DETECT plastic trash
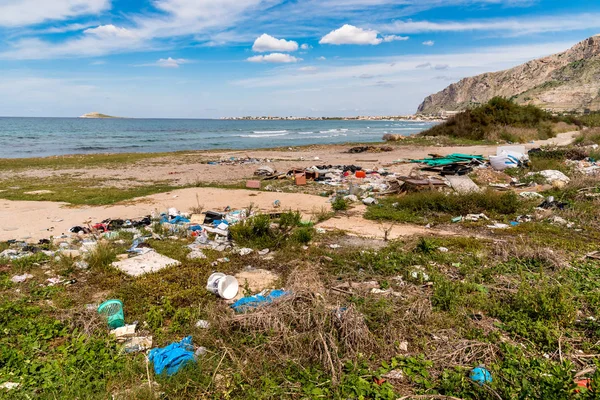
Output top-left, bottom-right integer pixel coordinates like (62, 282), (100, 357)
(470, 366), (492, 386)
(97, 299), (125, 329)
(148, 336), (196, 376)
(10, 273), (33, 283)
(537, 170), (570, 186)
(206, 273), (239, 300)
(231, 289), (289, 313)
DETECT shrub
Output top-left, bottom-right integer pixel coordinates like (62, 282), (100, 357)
(332, 196), (349, 211)
(421, 97), (557, 141)
(291, 227), (314, 244)
(85, 243), (116, 272)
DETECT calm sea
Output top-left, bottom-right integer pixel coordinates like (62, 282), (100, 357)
(0, 117), (437, 158)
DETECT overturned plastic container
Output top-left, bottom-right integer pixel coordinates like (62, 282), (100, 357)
(206, 273), (239, 300)
(97, 299), (125, 329)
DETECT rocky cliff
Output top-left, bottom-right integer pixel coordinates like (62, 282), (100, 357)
(418, 35), (600, 114)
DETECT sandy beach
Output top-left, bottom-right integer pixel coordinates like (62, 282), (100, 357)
(0, 131), (577, 242)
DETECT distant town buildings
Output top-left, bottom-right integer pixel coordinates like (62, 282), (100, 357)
(221, 114), (445, 121)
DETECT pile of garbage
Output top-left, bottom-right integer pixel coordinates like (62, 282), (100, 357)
(207, 156), (273, 166)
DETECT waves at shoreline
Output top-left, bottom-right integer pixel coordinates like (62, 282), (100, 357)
(0, 118), (438, 158)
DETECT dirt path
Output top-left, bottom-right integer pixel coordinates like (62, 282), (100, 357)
(316, 206), (455, 240)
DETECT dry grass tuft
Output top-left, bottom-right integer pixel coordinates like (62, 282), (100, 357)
(226, 267), (377, 383)
(57, 307), (105, 336)
(493, 239), (566, 270)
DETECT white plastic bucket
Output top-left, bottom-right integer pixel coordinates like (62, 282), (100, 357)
(206, 273), (239, 300)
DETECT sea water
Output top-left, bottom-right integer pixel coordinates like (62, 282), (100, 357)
(0, 117), (437, 158)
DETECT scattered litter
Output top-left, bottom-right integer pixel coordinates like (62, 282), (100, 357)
(195, 320), (210, 329)
(445, 174), (481, 193)
(111, 324), (137, 340)
(411, 153), (485, 167)
(382, 370), (404, 380)
(0, 382), (20, 390)
(97, 299), (125, 329)
(487, 223), (510, 229)
(46, 277), (64, 286)
(534, 170), (570, 186)
(206, 273), (239, 300)
(362, 197), (378, 205)
(490, 146), (528, 171)
(438, 247), (449, 253)
(254, 166), (275, 177)
(538, 196), (568, 210)
(148, 336), (196, 376)
(237, 248), (253, 256)
(520, 191), (544, 200)
(187, 250), (207, 260)
(258, 249), (270, 256)
(470, 366), (493, 386)
(329, 244), (341, 249)
(195, 347), (208, 357)
(231, 289), (289, 313)
(10, 273), (33, 283)
(123, 336), (153, 353)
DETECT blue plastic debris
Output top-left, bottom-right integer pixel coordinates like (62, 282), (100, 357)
(231, 290), (289, 313)
(159, 214), (191, 224)
(148, 336), (196, 376)
(470, 366), (492, 386)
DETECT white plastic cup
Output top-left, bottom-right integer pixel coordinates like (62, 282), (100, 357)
(206, 273), (239, 300)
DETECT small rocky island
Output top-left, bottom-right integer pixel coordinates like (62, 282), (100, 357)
(79, 112), (119, 119)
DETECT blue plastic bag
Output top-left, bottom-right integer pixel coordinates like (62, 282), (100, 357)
(148, 336), (195, 376)
(231, 290), (289, 313)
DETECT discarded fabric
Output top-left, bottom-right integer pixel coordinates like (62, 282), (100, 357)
(411, 153), (484, 167)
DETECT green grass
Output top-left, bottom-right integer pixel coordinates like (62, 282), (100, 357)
(365, 190), (522, 224)
(0, 176), (180, 205)
(0, 152), (177, 172)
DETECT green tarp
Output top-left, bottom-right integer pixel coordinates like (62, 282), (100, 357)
(410, 153), (485, 167)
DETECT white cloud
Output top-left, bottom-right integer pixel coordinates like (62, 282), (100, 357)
(84, 25), (139, 40)
(252, 33), (299, 52)
(381, 13), (600, 36)
(90, 60), (106, 65)
(299, 66), (318, 73)
(156, 57), (190, 68)
(40, 23), (96, 34)
(317, 56), (327, 61)
(300, 44), (312, 50)
(320, 24), (382, 45)
(383, 35), (409, 42)
(247, 53), (302, 63)
(422, 40), (435, 46)
(232, 40), (574, 89)
(0, 0), (267, 59)
(0, 0), (110, 27)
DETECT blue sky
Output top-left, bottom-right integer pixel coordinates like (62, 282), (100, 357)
(0, 0), (599, 118)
